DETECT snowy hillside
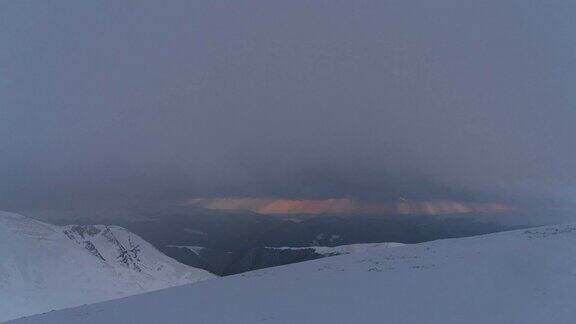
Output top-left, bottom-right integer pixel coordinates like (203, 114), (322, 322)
(0, 212), (215, 322)
(9, 223), (576, 324)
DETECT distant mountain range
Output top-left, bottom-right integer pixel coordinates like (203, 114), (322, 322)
(46, 208), (520, 275)
(164, 242), (405, 276)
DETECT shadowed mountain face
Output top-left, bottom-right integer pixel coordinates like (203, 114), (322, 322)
(49, 209), (523, 275)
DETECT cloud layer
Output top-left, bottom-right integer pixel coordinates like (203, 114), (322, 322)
(1, 0), (575, 213)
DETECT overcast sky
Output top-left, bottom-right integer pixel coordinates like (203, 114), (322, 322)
(1, 0), (575, 213)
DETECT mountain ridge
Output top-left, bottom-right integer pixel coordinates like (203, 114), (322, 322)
(0, 211), (215, 322)
(9, 222), (575, 324)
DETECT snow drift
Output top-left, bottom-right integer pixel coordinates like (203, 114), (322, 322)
(8, 223), (575, 324)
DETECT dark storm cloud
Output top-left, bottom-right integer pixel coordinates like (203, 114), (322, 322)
(1, 0), (575, 212)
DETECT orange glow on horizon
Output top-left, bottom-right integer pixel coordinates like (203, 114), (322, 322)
(184, 197), (511, 216)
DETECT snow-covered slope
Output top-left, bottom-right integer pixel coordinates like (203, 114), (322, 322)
(9, 223), (576, 324)
(267, 242), (405, 256)
(0, 212), (215, 322)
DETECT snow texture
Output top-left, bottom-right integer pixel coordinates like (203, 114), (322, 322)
(0, 212), (215, 322)
(8, 222), (576, 324)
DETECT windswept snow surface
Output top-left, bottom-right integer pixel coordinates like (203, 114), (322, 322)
(9, 223), (576, 324)
(0, 212), (214, 322)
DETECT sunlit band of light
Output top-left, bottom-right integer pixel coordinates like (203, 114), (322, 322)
(184, 198), (510, 215)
